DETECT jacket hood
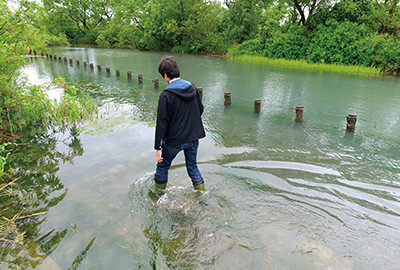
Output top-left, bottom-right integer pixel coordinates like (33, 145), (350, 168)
(165, 79), (197, 101)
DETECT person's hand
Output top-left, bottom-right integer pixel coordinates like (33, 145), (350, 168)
(156, 150), (163, 163)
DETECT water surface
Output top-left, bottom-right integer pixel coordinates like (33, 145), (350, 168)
(5, 47), (400, 269)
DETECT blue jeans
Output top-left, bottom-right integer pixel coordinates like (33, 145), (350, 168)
(155, 140), (203, 186)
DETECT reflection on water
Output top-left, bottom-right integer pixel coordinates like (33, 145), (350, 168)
(0, 130), (84, 269)
(3, 48), (399, 269)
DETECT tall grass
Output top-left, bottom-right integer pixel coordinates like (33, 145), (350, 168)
(229, 55), (383, 76)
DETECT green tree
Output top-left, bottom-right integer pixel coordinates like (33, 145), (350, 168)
(371, 0), (400, 35)
(43, 0), (115, 43)
(125, 0), (227, 52)
(265, 25), (308, 60)
(286, 0), (329, 25)
(222, 0), (262, 43)
(308, 20), (371, 64)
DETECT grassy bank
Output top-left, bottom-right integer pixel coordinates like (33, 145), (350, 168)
(229, 55), (383, 76)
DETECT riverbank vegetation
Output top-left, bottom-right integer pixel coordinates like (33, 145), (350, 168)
(1, 0), (96, 251)
(39, 0), (400, 74)
(230, 55), (382, 75)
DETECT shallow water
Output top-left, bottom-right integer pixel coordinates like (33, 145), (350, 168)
(4, 47), (400, 269)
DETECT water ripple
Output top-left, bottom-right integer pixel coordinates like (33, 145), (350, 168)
(224, 160), (341, 176)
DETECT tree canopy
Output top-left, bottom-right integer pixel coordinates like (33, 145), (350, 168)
(4, 0), (400, 71)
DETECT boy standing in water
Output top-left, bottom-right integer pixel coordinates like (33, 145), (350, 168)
(153, 56), (206, 192)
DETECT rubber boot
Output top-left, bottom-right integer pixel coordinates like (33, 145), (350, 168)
(193, 183), (205, 191)
(148, 182), (166, 204)
(150, 182), (166, 193)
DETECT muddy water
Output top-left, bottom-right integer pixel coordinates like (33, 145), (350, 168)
(8, 47), (400, 269)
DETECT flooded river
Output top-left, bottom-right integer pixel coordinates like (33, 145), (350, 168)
(4, 47), (400, 269)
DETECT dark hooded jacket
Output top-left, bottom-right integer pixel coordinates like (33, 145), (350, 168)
(154, 78), (205, 150)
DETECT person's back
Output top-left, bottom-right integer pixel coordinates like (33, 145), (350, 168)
(152, 56), (206, 192)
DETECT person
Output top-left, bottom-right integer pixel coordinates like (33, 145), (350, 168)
(152, 56), (206, 192)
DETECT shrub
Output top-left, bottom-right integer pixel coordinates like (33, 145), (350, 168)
(265, 26), (308, 60)
(308, 20), (371, 65)
(357, 33), (400, 73)
(234, 39), (263, 55)
(46, 33), (70, 46)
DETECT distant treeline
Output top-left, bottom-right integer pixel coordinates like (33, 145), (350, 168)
(8, 0), (400, 73)
(39, 0), (400, 73)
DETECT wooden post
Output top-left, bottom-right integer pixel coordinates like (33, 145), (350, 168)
(153, 79), (159, 88)
(106, 67), (110, 75)
(127, 71), (132, 80)
(83, 61), (87, 67)
(58, 56), (62, 62)
(49, 54), (53, 60)
(224, 93), (231, 106)
(76, 60), (80, 66)
(90, 63), (94, 70)
(116, 69), (120, 77)
(33, 50), (36, 55)
(295, 106), (304, 122)
(197, 87), (203, 100)
(53, 54), (56, 60)
(69, 58), (73, 65)
(41, 52), (44, 57)
(46, 52), (49, 58)
(138, 74), (143, 84)
(29, 48), (32, 55)
(64, 57), (68, 63)
(254, 99), (261, 113)
(346, 114), (357, 132)
(97, 64), (102, 71)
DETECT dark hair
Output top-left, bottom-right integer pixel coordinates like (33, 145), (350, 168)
(158, 56), (180, 79)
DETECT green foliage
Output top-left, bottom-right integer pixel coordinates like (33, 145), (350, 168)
(131, 0), (228, 52)
(42, 0), (114, 43)
(330, 0), (372, 24)
(96, 21), (137, 49)
(0, 2), (97, 139)
(3, 78), (97, 135)
(28, 0), (400, 73)
(285, 0), (331, 26)
(221, 0), (261, 43)
(308, 20), (371, 65)
(230, 39), (263, 56)
(0, 143), (14, 177)
(43, 0), (230, 52)
(264, 26), (308, 60)
(2, 0), (399, 75)
(45, 33), (70, 46)
(234, 25), (308, 61)
(357, 33), (400, 73)
(40, 10), (82, 41)
(370, 0), (400, 35)
(232, 2), (400, 75)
